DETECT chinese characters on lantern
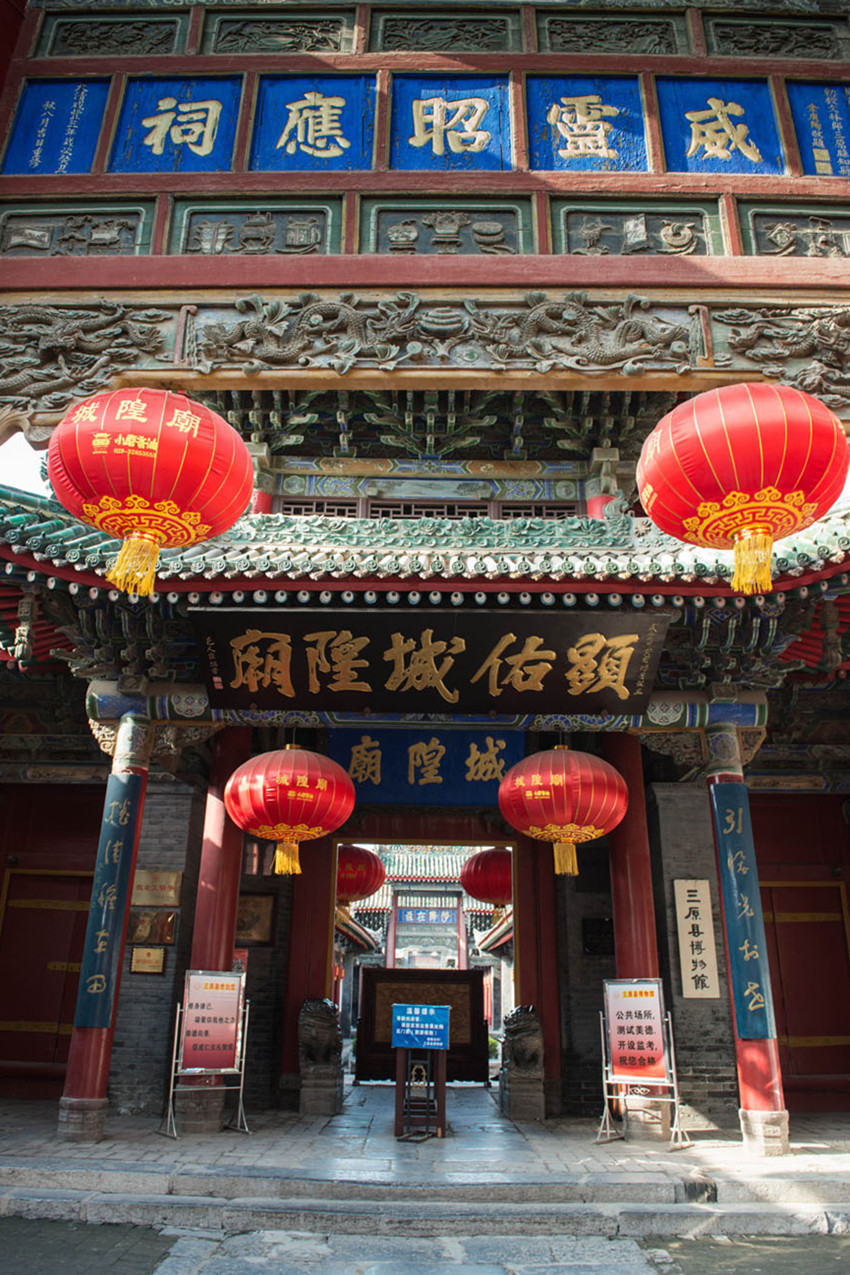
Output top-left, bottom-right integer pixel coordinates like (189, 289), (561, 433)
(673, 879), (720, 999)
(4, 71), (804, 177)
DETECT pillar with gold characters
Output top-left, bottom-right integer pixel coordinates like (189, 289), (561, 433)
(705, 721), (788, 1155)
(58, 712), (154, 1142)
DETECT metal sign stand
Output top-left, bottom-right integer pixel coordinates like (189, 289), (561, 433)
(161, 998), (252, 1138)
(596, 1010), (691, 1149)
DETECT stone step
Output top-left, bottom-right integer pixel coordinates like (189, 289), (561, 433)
(1, 1188), (850, 1237)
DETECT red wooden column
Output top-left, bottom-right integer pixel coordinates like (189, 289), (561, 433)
(513, 833), (562, 1115)
(58, 713), (154, 1142)
(190, 726), (252, 970)
(602, 732), (659, 979)
(385, 893), (398, 968)
(705, 722), (788, 1155)
(279, 836), (337, 1106)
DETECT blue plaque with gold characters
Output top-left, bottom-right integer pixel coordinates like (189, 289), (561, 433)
(390, 75), (511, 171)
(109, 77), (243, 173)
(2, 78), (110, 175)
(656, 77), (784, 175)
(250, 75), (377, 172)
(526, 75), (647, 172)
(786, 82), (850, 178)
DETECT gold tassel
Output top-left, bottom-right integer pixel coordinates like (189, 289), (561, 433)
(493, 905), (505, 925)
(732, 530), (773, 596)
(106, 535), (161, 597)
(337, 903), (351, 922)
(274, 841), (302, 875)
(553, 841), (578, 875)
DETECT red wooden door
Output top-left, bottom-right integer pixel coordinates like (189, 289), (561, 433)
(761, 881), (850, 1110)
(0, 870), (92, 1075)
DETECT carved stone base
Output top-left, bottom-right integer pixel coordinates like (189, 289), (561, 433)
(300, 1063), (344, 1116)
(499, 1066), (546, 1122)
(57, 1096), (109, 1142)
(173, 1086), (226, 1133)
(279, 1072), (300, 1110)
(623, 1095), (671, 1142)
(740, 1107), (789, 1156)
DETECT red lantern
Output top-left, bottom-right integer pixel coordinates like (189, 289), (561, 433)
(460, 848), (512, 924)
(498, 746), (628, 876)
(637, 382), (850, 595)
(337, 844), (386, 906)
(224, 747), (355, 875)
(47, 387), (254, 596)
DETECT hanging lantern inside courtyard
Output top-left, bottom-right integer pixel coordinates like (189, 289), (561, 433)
(636, 382), (850, 596)
(498, 746), (628, 876)
(460, 847), (513, 924)
(47, 387), (254, 596)
(336, 843), (386, 912)
(224, 747), (355, 875)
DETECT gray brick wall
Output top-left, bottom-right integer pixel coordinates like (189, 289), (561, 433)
(648, 783), (740, 1129)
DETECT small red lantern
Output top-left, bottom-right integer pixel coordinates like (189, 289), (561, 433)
(337, 844), (386, 907)
(637, 382), (850, 595)
(460, 848), (512, 924)
(224, 747), (355, 875)
(48, 387), (253, 596)
(498, 746), (628, 876)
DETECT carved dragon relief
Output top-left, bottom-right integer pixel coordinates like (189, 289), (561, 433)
(2, 293), (850, 418)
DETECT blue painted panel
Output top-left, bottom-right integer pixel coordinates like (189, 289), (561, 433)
(526, 75), (647, 172)
(787, 82), (850, 178)
(2, 79), (110, 175)
(392, 1004), (451, 1050)
(656, 77), (784, 175)
(390, 75), (511, 171)
(75, 772), (145, 1029)
(328, 727), (524, 806)
(109, 77), (242, 173)
(709, 782), (777, 1040)
(250, 76), (376, 171)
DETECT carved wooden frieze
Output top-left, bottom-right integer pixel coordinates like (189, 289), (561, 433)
(39, 14), (183, 56)
(369, 12), (519, 51)
(360, 200), (530, 255)
(551, 202), (722, 257)
(203, 11), (354, 54)
(739, 204), (850, 258)
(538, 15), (682, 55)
(170, 202), (339, 256)
(705, 18), (848, 60)
(0, 204), (152, 256)
(4, 292), (850, 414)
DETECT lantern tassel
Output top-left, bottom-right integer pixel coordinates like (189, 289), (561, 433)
(732, 530), (774, 596)
(107, 535), (161, 597)
(492, 904), (506, 926)
(274, 841), (302, 875)
(553, 841), (578, 876)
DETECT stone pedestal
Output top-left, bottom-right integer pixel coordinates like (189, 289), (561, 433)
(300, 1063), (344, 1115)
(499, 1065), (546, 1121)
(740, 1107), (789, 1156)
(174, 1086), (226, 1133)
(57, 1096), (109, 1143)
(623, 1095), (671, 1142)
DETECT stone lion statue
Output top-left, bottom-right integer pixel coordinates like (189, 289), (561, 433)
(298, 998), (343, 1068)
(502, 1005), (544, 1074)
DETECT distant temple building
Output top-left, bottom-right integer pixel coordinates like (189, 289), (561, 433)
(1, 0), (850, 1153)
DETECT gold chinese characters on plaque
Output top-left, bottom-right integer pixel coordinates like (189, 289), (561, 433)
(131, 870), (182, 907)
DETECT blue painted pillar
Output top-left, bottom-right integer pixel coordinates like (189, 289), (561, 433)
(705, 722), (788, 1154)
(58, 713), (154, 1142)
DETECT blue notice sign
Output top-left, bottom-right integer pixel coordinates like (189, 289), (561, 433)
(392, 1003), (451, 1050)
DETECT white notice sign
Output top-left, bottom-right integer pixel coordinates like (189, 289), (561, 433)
(674, 879), (720, 999)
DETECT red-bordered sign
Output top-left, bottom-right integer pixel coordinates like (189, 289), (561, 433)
(179, 970), (245, 1073)
(604, 978), (667, 1083)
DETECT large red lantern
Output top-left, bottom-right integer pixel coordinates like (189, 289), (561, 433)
(460, 848), (512, 923)
(637, 382), (849, 596)
(48, 387), (253, 596)
(336, 844), (386, 906)
(498, 746), (628, 876)
(224, 747), (355, 875)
